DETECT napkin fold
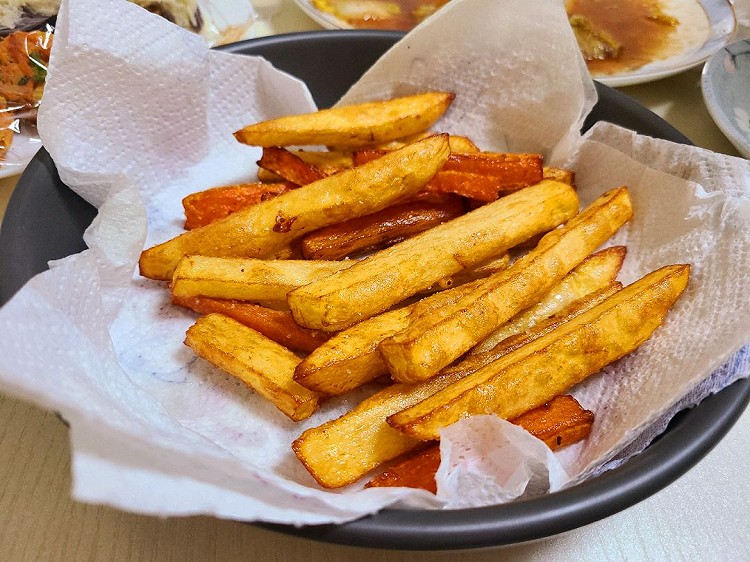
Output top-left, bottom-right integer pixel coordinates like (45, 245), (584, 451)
(0, 0), (748, 524)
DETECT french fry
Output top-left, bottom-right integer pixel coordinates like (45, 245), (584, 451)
(379, 187), (633, 384)
(445, 282), (622, 380)
(469, 246), (626, 355)
(139, 134), (451, 280)
(182, 182), (293, 229)
(234, 92), (455, 149)
(293, 278), (490, 396)
(293, 149), (354, 174)
(184, 314), (320, 421)
(257, 146), (326, 185)
(387, 264), (690, 441)
(293, 287), (610, 486)
(354, 150), (545, 202)
(300, 193), (466, 260)
(292, 371), (465, 488)
(543, 166), (575, 186)
(288, 179), (579, 331)
(171, 256), (352, 307)
(366, 395), (594, 492)
(173, 295), (329, 353)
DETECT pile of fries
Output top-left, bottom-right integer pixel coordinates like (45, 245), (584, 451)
(139, 92), (690, 492)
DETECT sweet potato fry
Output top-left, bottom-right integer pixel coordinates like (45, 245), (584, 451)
(379, 187), (633, 384)
(171, 256), (352, 307)
(354, 150), (544, 202)
(257, 146), (326, 185)
(366, 395), (594, 492)
(185, 314), (320, 421)
(387, 264), (690, 441)
(182, 182), (293, 229)
(288, 179), (579, 331)
(234, 92), (455, 149)
(139, 134), (450, 280)
(173, 295), (329, 354)
(469, 246), (626, 355)
(300, 193), (466, 260)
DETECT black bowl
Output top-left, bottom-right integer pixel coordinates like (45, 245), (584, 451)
(0, 30), (747, 551)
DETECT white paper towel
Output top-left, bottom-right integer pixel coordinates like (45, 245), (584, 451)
(0, 0), (748, 524)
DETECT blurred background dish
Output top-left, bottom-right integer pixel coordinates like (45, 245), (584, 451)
(293, 0), (737, 87)
(702, 38), (750, 158)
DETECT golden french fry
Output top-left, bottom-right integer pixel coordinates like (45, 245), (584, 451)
(171, 256), (352, 307)
(292, 284), (614, 487)
(139, 134), (451, 280)
(234, 92), (455, 149)
(288, 179), (579, 331)
(446, 282), (622, 380)
(543, 166), (575, 186)
(292, 149), (354, 174)
(387, 264), (690, 440)
(293, 278), (489, 396)
(470, 246), (626, 355)
(379, 187), (633, 384)
(292, 371), (464, 488)
(184, 314), (320, 421)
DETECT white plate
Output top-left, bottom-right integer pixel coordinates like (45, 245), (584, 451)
(0, 130), (43, 179)
(702, 38), (750, 158)
(293, 0), (737, 87)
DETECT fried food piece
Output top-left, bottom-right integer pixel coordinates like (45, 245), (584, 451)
(354, 150), (544, 202)
(387, 264), (690, 441)
(293, 278), (488, 396)
(293, 288), (609, 486)
(379, 187), (633, 383)
(543, 166), (575, 186)
(300, 192), (466, 260)
(470, 246), (626, 355)
(173, 295), (329, 354)
(447, 282), (622, 380)
(366, 395), (594, 492)
(139, 134), (450, 280)
(288, 179), (579, 331)
(171, 256), (352, 307)
(257, 146), (327, 185)
(293, 149), (354, 174)
(185, 314), (320, 421)
(182, 182), (293, 229)
(234, 92), (455, 149)
(292, 371), (464, 488)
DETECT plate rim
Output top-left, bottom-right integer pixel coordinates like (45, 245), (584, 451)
(1, 29), (748, 551)
(701, 38), (750, 159)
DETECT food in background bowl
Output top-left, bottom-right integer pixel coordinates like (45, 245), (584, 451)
(0, 29), (51, 162)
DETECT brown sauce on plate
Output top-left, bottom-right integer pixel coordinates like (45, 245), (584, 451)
(566, 0), (679, 75)
(311, 0), (449, 31)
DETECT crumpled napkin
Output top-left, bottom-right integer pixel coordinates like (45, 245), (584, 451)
(0, 0), (748, 524)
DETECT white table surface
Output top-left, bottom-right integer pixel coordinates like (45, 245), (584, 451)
(0, 2), (748, 560)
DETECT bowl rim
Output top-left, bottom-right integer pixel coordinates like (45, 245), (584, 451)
(1, 29), (748, 551)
